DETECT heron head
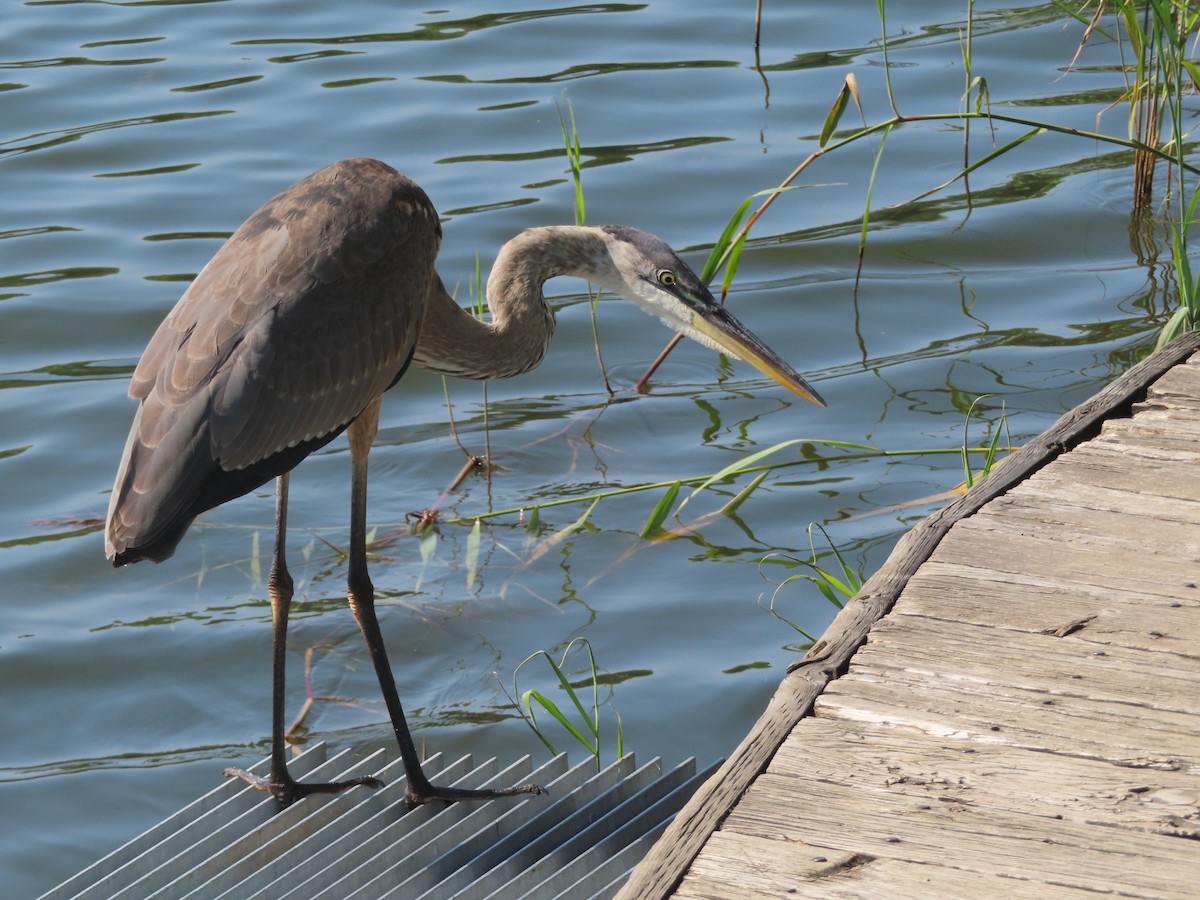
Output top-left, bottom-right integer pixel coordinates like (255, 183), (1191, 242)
(594, 226), (826, 407)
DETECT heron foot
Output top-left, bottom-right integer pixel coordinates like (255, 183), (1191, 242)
(224, 766), (384, 807)
(405, 779), (544, 808)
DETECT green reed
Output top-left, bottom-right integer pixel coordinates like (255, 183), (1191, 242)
(499, 637), (622, 771)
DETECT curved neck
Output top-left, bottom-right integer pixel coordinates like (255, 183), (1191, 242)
(412, 226), (614, 380)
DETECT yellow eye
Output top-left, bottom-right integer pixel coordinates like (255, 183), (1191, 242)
(658, 271), (677, 286)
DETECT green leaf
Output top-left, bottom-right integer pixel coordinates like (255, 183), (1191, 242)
(820, 78), (853, 148)
(557, 94), (585, 225)
(679, 438), (879, 515)
(465, 518), (482, 588)
(701, 196), (753, 285)
(719, 470), (769, 517)
(641, 481), (681, 538)
(1181, 59), (1200, 93)
(1158, 306), (1192, 347)
(249, 528), (261, 591)
(682, 439), (804, 507)
(720, 231), (747, 296)
(419, 527), (437, 565)
(521, 689), (596, 754)
(970, 75), (990, 114)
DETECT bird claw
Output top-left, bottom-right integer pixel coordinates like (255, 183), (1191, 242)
(224, 766), (384, 807)
(404, 779), (545, 808)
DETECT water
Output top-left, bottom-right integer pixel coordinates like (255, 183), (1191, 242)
(0, 1), (1171, 893)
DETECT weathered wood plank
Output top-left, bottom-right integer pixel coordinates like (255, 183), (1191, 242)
(672, 831), (1104, 899)
(721, 774), (1196, 898)
(769, 718), (1200, 835)
(898, 561), (1199, 654)
(851, 614), (1200, 717)
(1086, 429), (1200, 460)
(677, 838), (1113, 899)
(1124, 392), (1200, 421)
(1086, 435), (1200, 458)
(927, 519), (1200, 619)
(1147, 355), (1200, 393)
(973, 498), (1200, 561)
(1072, 419), (1200, 452)
(669, 832), (860, 900)
(617, 334), (1200, 900)
(1143, 366), (1200, 410)
(985, 478), (1200, 528)
(1131, 414), (1200, 436)
(816, 670), (1200, 768)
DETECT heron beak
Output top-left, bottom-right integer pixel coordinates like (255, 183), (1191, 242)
(685, 294), (827, 407)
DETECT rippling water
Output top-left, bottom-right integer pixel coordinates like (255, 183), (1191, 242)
(0, 1), (1170, 893)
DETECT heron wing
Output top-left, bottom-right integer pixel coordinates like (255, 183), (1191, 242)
(108, 160), (439, 561)
(133, 159), (438, 472)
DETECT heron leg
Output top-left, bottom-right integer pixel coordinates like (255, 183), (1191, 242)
(344, 399), (543, 807)
(225, 471), (384, 806)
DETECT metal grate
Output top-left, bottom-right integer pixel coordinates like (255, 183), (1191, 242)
(42, 745), (718, 899)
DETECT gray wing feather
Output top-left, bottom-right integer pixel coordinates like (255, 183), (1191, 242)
(134, 159), (436, 471)
(108, 159), (438, 560)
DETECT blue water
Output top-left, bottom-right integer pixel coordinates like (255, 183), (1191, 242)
(0, 1), (1172, 893)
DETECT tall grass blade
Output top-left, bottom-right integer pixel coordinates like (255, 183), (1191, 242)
(875, 0), (899, 115)
(557, 95), (614, 393)
(856, 122), (892, 276)
(719, 470), (770, 517)
(820, 75), (854, 148)
(525, 497), (599, 565)
(519, 689), (597, 755)
(248, 528), (261, 591)
(641, 481), (681, 538)
(509, 638), (608, 768)
(419, 527), (437, 564)
(700, 195), (755, 285)
(557, 95), (585, 227)
(678, 438), (877, 516)
(465, 518), (482, 588)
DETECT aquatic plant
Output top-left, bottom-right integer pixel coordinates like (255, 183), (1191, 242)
(761, 523), (864, 644)
(500, 637), (622, 772)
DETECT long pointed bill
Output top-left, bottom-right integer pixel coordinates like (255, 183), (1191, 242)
(689, 302), (826, 407)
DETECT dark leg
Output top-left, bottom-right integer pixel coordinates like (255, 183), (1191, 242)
(225, 471), (384, 805)
(344, 399), (542, 807)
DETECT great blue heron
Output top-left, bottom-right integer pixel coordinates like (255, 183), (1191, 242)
(105, 157), (825, 807)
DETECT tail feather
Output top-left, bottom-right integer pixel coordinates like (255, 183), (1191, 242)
(106, 397), (214, 565)
(106, 395), (350, 566)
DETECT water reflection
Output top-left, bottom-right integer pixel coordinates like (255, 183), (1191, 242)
(0, 266), (118, 293)
(235, 5), (649, 49)
(423, 60), (739, 85)
(95, 162), (200, 176)
(0, 110), (232, 157)
(172, 75), (263, 92)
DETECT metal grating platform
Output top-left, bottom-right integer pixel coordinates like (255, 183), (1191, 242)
(42, 745), (719, 899)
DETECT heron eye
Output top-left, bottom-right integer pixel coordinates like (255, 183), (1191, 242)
(658, 271), (677, 287)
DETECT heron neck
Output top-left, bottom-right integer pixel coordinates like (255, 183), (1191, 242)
(412, 226), (612, 380)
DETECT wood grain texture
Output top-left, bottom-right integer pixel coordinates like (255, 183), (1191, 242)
(672, 831), (1104, 900)
(723, 774), (1195, 897)
(677, 850), (1104, 900)
(769, 719), (1200, 834)
(618, 332), (1200, 899)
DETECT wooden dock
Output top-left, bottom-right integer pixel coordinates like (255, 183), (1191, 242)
(619, 332), (1200, 899)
